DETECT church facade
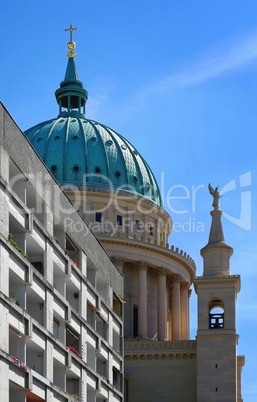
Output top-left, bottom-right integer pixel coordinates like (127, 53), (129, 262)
(0, 26), (244, 401)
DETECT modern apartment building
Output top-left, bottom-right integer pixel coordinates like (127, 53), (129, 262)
(0, 103), (124, 402)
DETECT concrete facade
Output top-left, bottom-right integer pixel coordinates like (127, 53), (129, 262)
(0, 103), (124, 402)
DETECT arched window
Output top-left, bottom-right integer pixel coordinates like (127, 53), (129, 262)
(209, 300), (224, 329)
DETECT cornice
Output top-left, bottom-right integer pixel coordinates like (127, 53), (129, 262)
(194, 274), (241, 293)
(125, 339), (196, 350)
(125, 339), (197, 361)
(99, 236), (196, 280)
(195, 274), (240, 280)
(125, 352), (196, 361)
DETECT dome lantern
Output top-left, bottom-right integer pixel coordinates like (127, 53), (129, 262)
(55, 23), (88, 117)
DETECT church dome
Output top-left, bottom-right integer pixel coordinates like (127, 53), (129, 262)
(25, 116), (162, 206)
(24, 27), (162, 207)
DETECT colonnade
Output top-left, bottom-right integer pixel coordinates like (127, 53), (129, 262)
(112, 257), (191, 341)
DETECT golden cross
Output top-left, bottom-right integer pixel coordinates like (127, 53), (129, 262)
(65, 23), (78, 42)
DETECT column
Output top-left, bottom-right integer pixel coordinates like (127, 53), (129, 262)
(188, 289), (192, 339)
(158, 268), (167, 340)
(137, 261), (148, 338)
(171, 274), (182, 340)
(180, 282), (190, 340)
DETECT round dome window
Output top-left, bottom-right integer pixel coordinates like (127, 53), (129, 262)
(51, 165), (58, 173)
(72, 165), (80, 173)
(95, 166), (102, 174)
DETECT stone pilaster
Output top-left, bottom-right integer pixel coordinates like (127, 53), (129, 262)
(137, 261), (148, 338)
(171, 274), (182, 340)
(158, 267), (167, 340)
(180, 281), (190, 340)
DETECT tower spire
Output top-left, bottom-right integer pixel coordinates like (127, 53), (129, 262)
(200, 184), (233, 277)
(55, 24), (88, 117)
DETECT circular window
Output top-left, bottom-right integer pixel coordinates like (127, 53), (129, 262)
(115, 171), (121, 178)
(72, 165), (80, 173)
(132, 175), (138, 183)
(121, 144), (127, 150)
(90, 137), (97, 142)
(72, 135), (79, 140)
(95, 166), (101, 174)
(51, 165), (57, 173)
(54, 135), (60, 140)
(106, 139), (113, 146)
(36, 137), (43, 142)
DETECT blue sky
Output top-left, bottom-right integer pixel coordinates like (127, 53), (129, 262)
(1, 1), (257, 399)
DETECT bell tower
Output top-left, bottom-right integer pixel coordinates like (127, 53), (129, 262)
(194, 184), (244, 401)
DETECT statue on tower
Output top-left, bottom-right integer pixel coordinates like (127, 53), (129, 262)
(208, 183), (221, 210)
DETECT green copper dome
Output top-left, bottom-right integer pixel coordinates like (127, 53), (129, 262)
(24, 25), (162, 207)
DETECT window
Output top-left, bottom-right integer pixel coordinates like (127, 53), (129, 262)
(113, 293), (123, 317)
(209, 301), (224, 329)
(134, 220), (140, 230)
(117, 215), (123, 226)
(87, 302), (95, 327)
(31, 261), (44, 275)
(94, 166), (101, 173)
(149, 225), (154, 236)
(133, 306), (138, 337)
(66, 326), (80, 356)
(95, 212), (102, 222)
(53, 317), (60, 339)
(113, 367), (122, 390)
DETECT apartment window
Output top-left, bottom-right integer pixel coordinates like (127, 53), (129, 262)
(53, 317), (60, 338)
(113, 293), (122, 317)
(66, 326), (80, 356)
(117, 215), (123, 226)
(113, 367), (122, 390)
(31, 261), (44, 275)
